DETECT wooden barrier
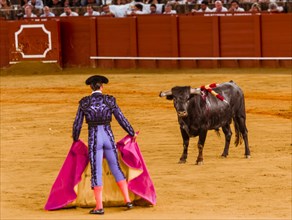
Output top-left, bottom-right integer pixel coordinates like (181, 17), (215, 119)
(136, 15), (179, 69)
(261, 13), (292, 68)
(4, 19), (61, 66)
(0, 20), (9, 67)
(178, 15), (219, 68)
(0, 13), (291, 69)
(96, 17), (137, 68)
(59, 16), (96, 67)
(219, 15), (261, 68)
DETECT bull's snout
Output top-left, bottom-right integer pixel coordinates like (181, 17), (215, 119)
(177, 111), (188, 117)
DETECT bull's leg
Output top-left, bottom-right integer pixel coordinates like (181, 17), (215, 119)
(237, 117), (251, 158)
(179, 128), (189, 164)
(221, 124), (232, 157)
(196, 131), (207, 165)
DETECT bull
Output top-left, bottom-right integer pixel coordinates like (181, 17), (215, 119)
(159, 81), (250, 165)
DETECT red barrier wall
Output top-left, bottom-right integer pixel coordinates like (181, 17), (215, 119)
(0, 20), (9, 68)
(178, 15), (219, 68)
(0, 14), (291, 69)
(219, 15), (261, 67)
(136, 15), (179, 68)
(59, 16), (96, 67)
(6, 20), (61, 65)
(96, 17), (137, 68)
(261, 14), (292, 67)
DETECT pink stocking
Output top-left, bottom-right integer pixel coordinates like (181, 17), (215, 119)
(93, 186), (103, 210)
(117, 179), (131, 203)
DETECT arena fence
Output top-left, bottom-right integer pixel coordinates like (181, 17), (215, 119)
(0, 13), (291, 69)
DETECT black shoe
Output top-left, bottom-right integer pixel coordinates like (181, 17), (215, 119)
(126, 202), (133, 209)
(89, 209), (104, 215)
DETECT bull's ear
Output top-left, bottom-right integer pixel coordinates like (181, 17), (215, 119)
(166, 95), (173, 100)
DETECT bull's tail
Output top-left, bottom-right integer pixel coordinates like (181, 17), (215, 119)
(233, 117), (243, 147)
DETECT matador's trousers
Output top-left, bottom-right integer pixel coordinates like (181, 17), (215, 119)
(88, 125), (125, 187)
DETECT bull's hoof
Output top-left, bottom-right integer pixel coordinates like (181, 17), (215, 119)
(221, 154), (228, 158)
(196, 161), (204, 165)
(178, 160), (186, 164)
(245, 155), (251, 159)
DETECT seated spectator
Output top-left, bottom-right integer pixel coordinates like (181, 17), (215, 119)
(127, 3), (145, 15)
(47, 0), (63, 8)
(268, 2), (283, 13)
(84, 4), (100, 16)
(0, 0), (11, 9)
(40, 6), (55, 16)
(211, 0), (227, 12)
(23, 5), (37, 17)
(29, 0), (43, 9)
(100, 4), (115, 16)
(192, 0), (212, 13)
(149, 3), (159, 14)
(249, 2), (261, 12)
(163, 4), (176, 14)
(228, 0), (244, 12)
(60, 6), (79, 16)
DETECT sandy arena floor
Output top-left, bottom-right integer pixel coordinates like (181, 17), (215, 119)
(0, 65), (291, 220)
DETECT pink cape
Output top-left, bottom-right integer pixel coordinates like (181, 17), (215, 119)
(44, 135), (156, 210)
(44, 140), (89, 210)
(117, 135), (157, 206)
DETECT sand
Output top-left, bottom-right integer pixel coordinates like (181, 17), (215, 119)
(0, 65), (291, 220)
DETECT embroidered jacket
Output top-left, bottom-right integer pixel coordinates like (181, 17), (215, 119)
(72, 93), (134, 141)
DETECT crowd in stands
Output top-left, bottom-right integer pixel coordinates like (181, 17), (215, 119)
(0, 0), (289, 19)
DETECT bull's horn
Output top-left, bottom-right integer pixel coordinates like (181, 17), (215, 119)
(190, 88), (201, 95)
(159, 90), (172, 97)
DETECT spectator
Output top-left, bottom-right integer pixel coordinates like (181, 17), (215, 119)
(149, 3), (159, 14)
(249, 2), (261, 12)
(0, 0), (11, 9)
(84, 4), (100, 15)
(228, 0), (244, 12)
(29, 0), (43, 9)
(60, 6), (79, 16)
(100, 4), (115, 16)
(211, 0), (227, 12)
(40, 5), (55, 16)
(127, 3), (145, 15)
(47, 0), (63, 8)
(268, 2), (283, 13)
(23, 5), (37, 17)
(192, 0), (212, 12)
(163, 4), (177, 14)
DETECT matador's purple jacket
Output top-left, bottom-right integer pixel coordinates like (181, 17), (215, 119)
(72, 92), (135, 142)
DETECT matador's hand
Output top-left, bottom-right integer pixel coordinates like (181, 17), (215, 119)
(132, 132), (138, 143)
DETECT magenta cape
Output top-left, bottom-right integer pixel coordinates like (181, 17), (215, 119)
(44, 140), (89, 210)
(117, 135), (157, 206)
(44, 135), (156, 210)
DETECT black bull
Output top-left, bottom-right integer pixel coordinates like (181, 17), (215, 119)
(159, 81), (250, 164)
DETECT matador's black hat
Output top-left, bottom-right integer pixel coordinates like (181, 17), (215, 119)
(85, 75), (109, 85)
